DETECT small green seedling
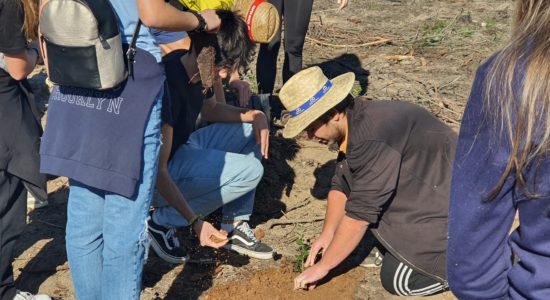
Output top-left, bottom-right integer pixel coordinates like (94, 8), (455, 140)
(294, 237), (310, 273)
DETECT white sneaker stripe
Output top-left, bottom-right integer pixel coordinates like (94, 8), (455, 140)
(231, 234), (256, 247)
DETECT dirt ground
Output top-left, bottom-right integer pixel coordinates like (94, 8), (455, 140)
(14, 0), (513, 299)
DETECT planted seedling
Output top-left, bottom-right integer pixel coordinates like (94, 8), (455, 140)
(294, 237), (310, 273)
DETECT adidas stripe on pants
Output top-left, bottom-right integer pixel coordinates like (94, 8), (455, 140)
(380, 251), (448, 296)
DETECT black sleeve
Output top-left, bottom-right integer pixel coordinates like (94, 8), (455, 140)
(330, 151), (350, 195)
(344, 141), (401, 224)
(0, 0), (28, 54)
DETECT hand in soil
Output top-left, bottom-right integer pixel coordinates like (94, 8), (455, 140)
(306, 232), (334, 267)
(294, 263), (330, 291)
(193, 220), (228, 248)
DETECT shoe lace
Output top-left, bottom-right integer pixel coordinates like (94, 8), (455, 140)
(166, 227), (180, 248)
(236, 222), (258, 242)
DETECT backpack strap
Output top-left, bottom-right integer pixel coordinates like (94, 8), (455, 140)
(126, 19), (142, 79)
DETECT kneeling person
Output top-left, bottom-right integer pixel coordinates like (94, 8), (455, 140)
(284, 67), (455, 296)
(148, 10), (273, 263)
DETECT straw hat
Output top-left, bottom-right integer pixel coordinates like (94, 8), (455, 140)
(279, 67), (355, 139)
(233, 0), (279, 43)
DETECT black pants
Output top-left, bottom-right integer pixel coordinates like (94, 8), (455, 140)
(0, 171), (27, 300)
(380, 251), (448, 296)
(256, 0), (314, 94)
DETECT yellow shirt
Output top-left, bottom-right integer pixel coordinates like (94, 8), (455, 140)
(339, 125), (349, 154)
(178, 0), (233, 11)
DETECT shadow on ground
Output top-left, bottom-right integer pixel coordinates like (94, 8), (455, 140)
(14, 187), (69, 298)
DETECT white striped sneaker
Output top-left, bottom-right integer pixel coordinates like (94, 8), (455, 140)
(223, 222), (273, 260)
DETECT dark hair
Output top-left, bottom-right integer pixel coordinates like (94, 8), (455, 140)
(188, 10), (255, 73)
(317, 94), (355, 124)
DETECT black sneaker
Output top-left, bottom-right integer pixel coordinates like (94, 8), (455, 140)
(223, 222), (273, 260)
(147, 217), (189, 264)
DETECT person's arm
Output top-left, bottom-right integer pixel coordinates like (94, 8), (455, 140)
(137, 0), (220, 32)
(296, 141), (400, 290)
(305, 190), (347, 267)
(3, 47), (39, 80)
(156, 124), (228, 248)
(201, 97), (269, 158)
(213, 76), (226, 104)
(447, 65), (516, 299)
(228, 70), (251, 107)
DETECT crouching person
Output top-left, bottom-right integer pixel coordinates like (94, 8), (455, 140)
(284, 67), (455, 296)
(147, 10), (274, 264)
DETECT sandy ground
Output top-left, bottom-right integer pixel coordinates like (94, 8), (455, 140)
(14, 0), (513, 299)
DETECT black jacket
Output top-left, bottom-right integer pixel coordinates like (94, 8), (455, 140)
(331, 99), (456, 282)
(0, 70), (46, 200)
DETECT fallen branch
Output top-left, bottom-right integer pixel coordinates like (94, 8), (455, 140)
(305, 37), (391, 48)
(265, 217), (325, 229)
(285, 199), (311, 214)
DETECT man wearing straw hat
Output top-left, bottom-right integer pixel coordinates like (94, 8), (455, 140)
(282, 67), (455, 296)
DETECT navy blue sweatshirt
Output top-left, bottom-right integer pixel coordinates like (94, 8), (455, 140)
(448, 57), (550, 299)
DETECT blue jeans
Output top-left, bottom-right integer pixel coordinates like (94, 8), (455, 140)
(65, 94), (162, 300)
(152, 123), (263, 227)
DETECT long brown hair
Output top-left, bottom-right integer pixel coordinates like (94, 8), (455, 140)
(484, 0), (550, 199)
(21, 0), (39, 40)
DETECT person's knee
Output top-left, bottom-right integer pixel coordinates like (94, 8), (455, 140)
(284, 37), (305, 57)
(243, 158), (264, 186)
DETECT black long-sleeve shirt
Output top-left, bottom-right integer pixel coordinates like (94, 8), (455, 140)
(332, 99), (456, 282)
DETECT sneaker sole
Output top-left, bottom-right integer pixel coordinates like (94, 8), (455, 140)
(223, 244), (273, 260)
(359, 262), (382, 268)
(148, 232), (188, 264)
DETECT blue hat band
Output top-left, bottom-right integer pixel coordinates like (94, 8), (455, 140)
(289, 80), (333, 118)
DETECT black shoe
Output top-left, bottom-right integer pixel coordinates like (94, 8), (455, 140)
(223, 222), (274, 260)
(147, 216), (188, 264)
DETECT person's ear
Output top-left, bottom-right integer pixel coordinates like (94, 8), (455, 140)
(330, 111), (341, 122)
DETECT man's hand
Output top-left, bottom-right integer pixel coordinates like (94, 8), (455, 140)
(252, 111), (269, 159)
(193, 220), (228, 248)
(201, 10), (221, 32)
(305, 231), (334, 267)
(229, 79), (252, 107)
(294, 263), (330, 291)
(337, 0), (349, 11)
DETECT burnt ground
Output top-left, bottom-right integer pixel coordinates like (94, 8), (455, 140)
(15, 0), (513, 299)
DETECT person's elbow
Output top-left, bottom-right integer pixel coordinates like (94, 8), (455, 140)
(137, 0), (163, 28)
(139, 12), (161, 28)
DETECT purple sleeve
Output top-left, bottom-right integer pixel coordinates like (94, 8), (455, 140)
(447, 63), (516, 299)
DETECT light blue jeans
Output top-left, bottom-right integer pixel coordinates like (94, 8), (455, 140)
(65, 94), (162, 300)
(152, 123), (263, 227)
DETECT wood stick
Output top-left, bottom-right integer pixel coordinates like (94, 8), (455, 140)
(265, 217), (325, 229)
(305, 37), (391, 48)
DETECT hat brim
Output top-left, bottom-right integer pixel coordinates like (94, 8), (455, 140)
(282, 72), (355, 139)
